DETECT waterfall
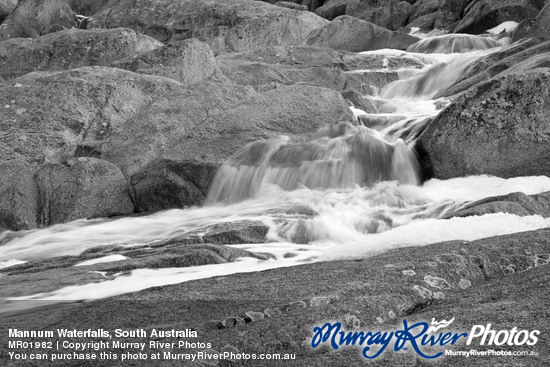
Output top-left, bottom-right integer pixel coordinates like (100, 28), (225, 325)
(3, 30), (550, 302)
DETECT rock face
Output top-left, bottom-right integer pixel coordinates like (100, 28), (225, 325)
(420, 69), (550, 179)
(445, 191), (550, 218)
(305, 15), (419, 52)
(0, 0), (17, 24)
(454, 0), (543, 34)
(315, 0), (349, 21)
(111, 38), (223, 85)
(0, 163), (39, 231)
(35, 157), (134, 226)
(0, 28), (163, 81)
(0, 67), (183, 167)
(513, 2), (550, 41)
(0, 0), (75, 39)
(90, 0), (328, 53)
(69, 0), (109, 16)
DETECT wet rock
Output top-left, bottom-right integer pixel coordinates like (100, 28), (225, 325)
(89, 0), (328, 54)
(445, 191), (550, 219)
(0, 28), (163, 81)
(35, 157), (134, 226)
(419, 69), (550, 179)
(454, 0), (543, 35)
(111, 38), (223, 85)
(342, 89), (379, 113)
(513, 2), (550, 41)
(152, 221), (271, 247)
(306, 15), (419, 52)
(131, 159), (218, 212)
(437, 38), (549, 98)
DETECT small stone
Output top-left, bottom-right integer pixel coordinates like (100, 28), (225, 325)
(10, 100), (15, 104)
(458, 279), (472, 290)
(433, 292), (445, 300)
(284, 300), (307, 311)
(264, 306), (282, 317)
(388, 310), (396, 319)
(14, 83), (23, 88)
(15, 108), (26, 116)
(222, 317), (245, 328)
(375, 317), (384, 324)
(384, 264), (395, 268)
(244, 311), (265, 323)
(402, 270), (416, 276)
(4, 105), (10, 108)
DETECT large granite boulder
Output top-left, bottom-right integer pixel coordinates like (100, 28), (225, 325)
(35, 157), (135, 226)
(0, 28), (163, 81)
(69, 0), (109, 16)
(345, 0), (414, 30)
(305, 15), (419, 52)
(0, 0), (16, 24)
(315, 0), (349, 21)
(419, 68), (550, 179)
(0, 0), (75, 39)
(0, 163), (39, 231)
(437, 38), (550, 97)
(513, 2), (550, 41)
(111, 38), (223, 85)
(89, 0), (328, 53)
(454, 0), (544, 34)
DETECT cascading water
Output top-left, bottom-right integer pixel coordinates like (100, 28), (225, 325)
(2, 31), (550, 302)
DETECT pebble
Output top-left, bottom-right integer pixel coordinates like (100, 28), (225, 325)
(222, 317), (245, 328)
(244, 311), (265, 323)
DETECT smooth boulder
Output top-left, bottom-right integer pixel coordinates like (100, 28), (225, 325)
(305, 15), (419, 52)
(0, 28), (163, 81)
(419, 68), (550, 179)
(454, 0), (543, 34)
(90, 0), (328, 53)
(513, 2), (550, 41)
(111, 38), (223, 85)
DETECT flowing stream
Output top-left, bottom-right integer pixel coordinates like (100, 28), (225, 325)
(2, 31), (550, 302)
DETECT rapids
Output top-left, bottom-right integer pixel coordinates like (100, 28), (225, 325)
(2, 30), (550, 302)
